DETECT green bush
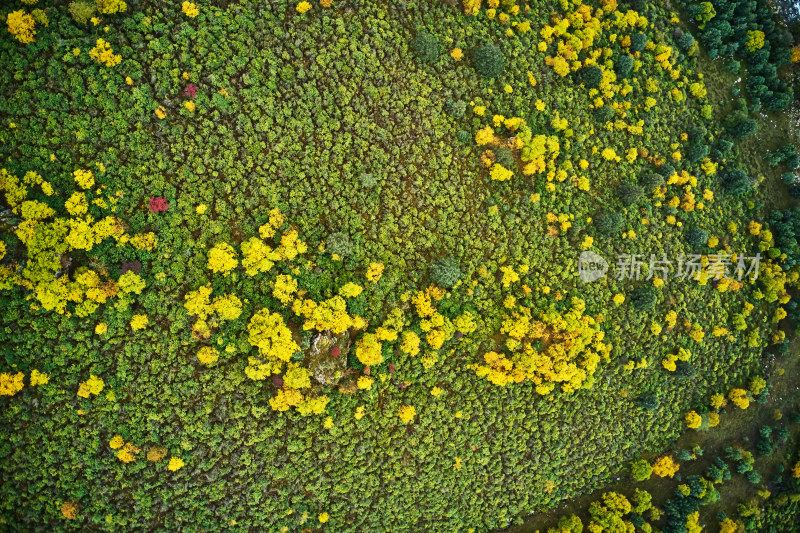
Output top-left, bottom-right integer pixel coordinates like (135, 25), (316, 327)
(359, 172), (378, 188)
(327, 231), (354, 257)
(656, 162), (675, 178)
(685, 226), (709, 248)
(594, 105), (614, 123)
(722, 168), (752, 195)
(637, 392), (660, 411)
(615, 55), (634, 78)
(594, 210), (624, 235)
(579, 65), (603, 88)
(630, 286), (656, 311)
(429, 257), (461, 288)
(640, 173), (664, 191)
(68, 1), (96, 25)
(617, 183), (643, 204)
(411, 30), (440, 63)
(675, 32), (695, 51)
(631, 459), (653, 481)
(472, 43), (504, 78)
(630, 32), (648, 52)
(446, 99), (466, 119)
(686, 143), (709, 163)
(495, 147), (515, 170)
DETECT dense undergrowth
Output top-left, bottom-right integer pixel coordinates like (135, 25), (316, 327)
(1, 0), (799, 531)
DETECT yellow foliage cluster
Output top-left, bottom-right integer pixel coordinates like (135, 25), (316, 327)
(662, 347), (691, 371)
(245, 309), (300, 378)
(366, 262), (384, 282)
(0, 371), (25, 396)
(96, 0), (127, 14)
(471, 298), (610, 394)
(30, 369), (49, 386)
(275, 228), (308, 260)
(89, 38), (122, 67)
(519, 129), (560, 176)
(292, 295), (358, 334)
(167, 456), (185, 471)
(7, 10), (36, 44)
(241, 237), (279, 275)
(0, 167), (149, 316)
(355, 333), (383, 366)
(283, 364), (312, 389)
(73, 169), (95, 189)
(130, 314), (148, 330)
(652, 455), (679, 478)
(77, 374), (104, 398)
(117, 442), (141, 463)
(338, 282), (363, 298)
(398, 404), (416, 424)
(273, 274), (298, 304)
(207, 242), (238, 274)
(269, 387), (329, 415)
(728, 388), (750, 409)
(685, 410), (702, 429)
(197, 346), (219, 365)
(182, 1), (199, 17)
(744, 30), (765, 51)
(489, 163), (514, 181)
(400, 330), (421, 356)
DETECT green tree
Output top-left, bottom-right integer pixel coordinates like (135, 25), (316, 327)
(472, 43), (504, 78)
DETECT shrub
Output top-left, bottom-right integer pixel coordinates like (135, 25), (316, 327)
(685, 226), (709, 248)
(359, 172), (378, 188)
(631, 459), (653, 481)
(579, 65), (603, 88)
(429, 257), (461, 288)
(494, 147), (514, 169)
(472, 43), (504, 78)
(630, 286), (656, 311)
(593, 105), (614, 123)
(728, 117), (758, 139)
(673, 361), (697, 380)
(411, 30), (440, 63)
(594, 210), (624, 235)
(676, 33), (696, 51)
(640, 173), (664, 191)
(615, 55), (634, 78)
(675, 449), (693, 461)
(617, 183), (643, 204)
(630, 32), (648, 52)
(637, 392), (660, 411)
(686, 142), (709, 163)
(68, 1), (96, 24)
(687, 125), (707, 140)
(445, 99), (466, 118)
(627, 0), (646, 11)
(656, 162), (675, 178)
(327, 232), (353, 257)
(721, 168), (752, 195)
(714, 139), (734, 159)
